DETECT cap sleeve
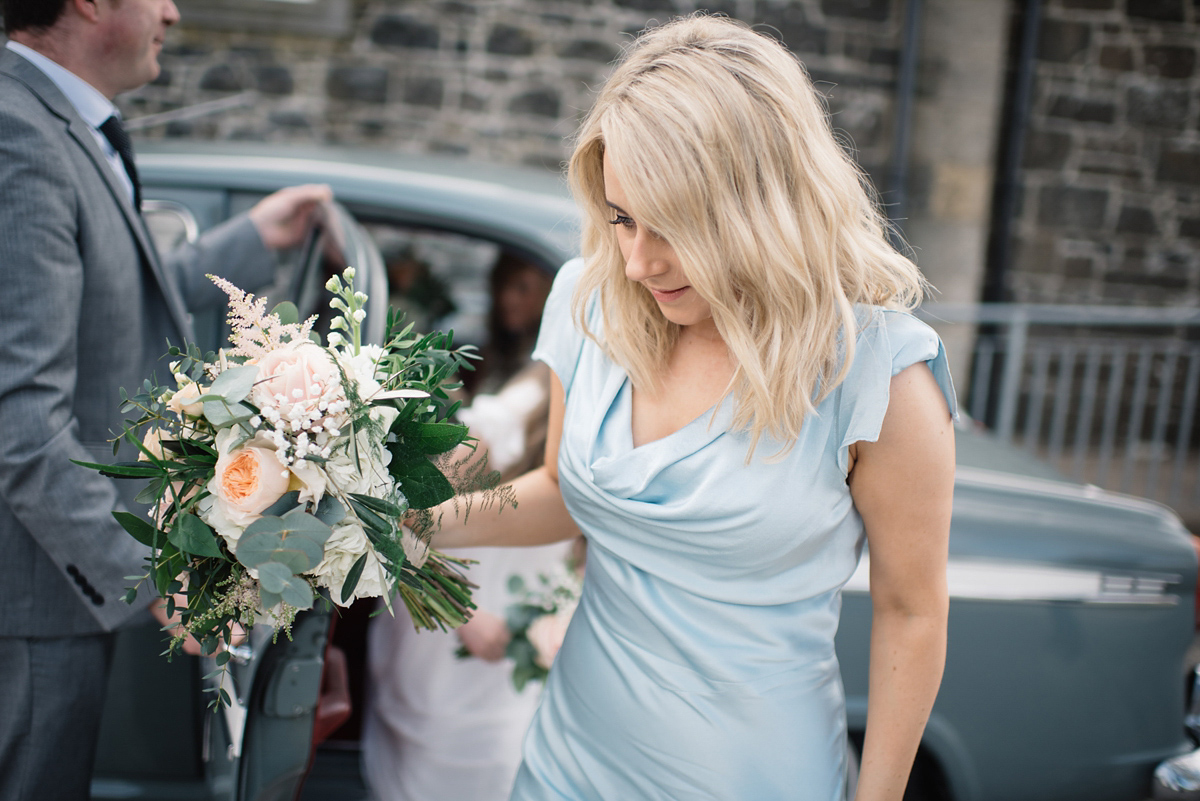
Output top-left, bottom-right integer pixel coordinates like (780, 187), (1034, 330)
(835, 307), (958, 475)
(532, 257), (588, 395)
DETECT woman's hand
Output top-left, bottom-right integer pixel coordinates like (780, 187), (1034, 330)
(457, 609), (512, 662)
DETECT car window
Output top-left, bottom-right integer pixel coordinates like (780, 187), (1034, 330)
(362, 222), (502, 348)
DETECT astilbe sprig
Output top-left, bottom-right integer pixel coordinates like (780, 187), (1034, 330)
(209, 274), (316, 360)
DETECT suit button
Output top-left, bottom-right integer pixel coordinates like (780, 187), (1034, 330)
(66, 564), (80, 577)
(90, 591), (106, 607)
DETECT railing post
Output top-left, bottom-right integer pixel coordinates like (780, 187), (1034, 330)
(996, 310), (1029, 443)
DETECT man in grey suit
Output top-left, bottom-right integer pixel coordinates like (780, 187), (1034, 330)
(0, 0), (333, 796)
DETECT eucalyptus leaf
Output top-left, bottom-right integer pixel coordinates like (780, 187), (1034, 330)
(259, 587), (284, 610)
(315, 495), (346, 526)
(271, 301), (300, 327)
(202, 399), (255, 428)
(235, 511), (331, 573)
(262, 491), (302, 518)
(257, 562), (314, 608)
(206, 364), (259, 404)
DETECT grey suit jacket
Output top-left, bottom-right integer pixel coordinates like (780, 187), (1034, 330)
(0, 48), (276, 636)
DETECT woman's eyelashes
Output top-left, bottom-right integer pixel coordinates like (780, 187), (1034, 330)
(609, 213), (635, 230)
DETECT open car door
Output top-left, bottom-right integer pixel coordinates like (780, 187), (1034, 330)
(92, 197), (382, 801)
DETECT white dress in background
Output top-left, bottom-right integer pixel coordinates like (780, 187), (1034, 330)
(362, 369), (572, 801)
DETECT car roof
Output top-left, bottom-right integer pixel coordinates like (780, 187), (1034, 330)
(137, 141), (582, 270)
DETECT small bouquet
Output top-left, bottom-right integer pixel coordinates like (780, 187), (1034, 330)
(78, 268), (508, 671)
(501, 563), (582, 691)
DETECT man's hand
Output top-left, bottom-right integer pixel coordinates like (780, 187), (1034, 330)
(457, 608), (512, 662)
(248, 184), (334, 250)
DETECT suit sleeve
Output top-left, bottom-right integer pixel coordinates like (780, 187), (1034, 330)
(163, 213), (276, 311)
(0, 103), (151, 631)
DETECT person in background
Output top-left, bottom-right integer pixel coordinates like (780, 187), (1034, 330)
(362, 250), (574, 801)
(0, 1), (331, 797)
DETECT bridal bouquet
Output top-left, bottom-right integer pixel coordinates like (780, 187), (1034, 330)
(77, 268), (505, 664)
(501, 562), (582, 691)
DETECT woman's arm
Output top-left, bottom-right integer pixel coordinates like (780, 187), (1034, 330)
(846, 362), (955, 801)
(433, 371), (580, 548)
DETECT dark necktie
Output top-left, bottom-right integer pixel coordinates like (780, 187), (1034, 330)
(98, 115), (141, 210)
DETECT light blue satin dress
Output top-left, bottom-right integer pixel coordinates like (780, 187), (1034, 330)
(513, 259), (956, 801)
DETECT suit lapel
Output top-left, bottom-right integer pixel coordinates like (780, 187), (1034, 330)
(0, 49), (195, 341)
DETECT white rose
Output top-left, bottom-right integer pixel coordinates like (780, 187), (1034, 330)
(167, 382), (204, 418)
(138, 427), (169, 461)
(310, 522), (387, 603)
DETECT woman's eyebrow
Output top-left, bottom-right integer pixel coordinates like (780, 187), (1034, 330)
(605, 201), (629, 215)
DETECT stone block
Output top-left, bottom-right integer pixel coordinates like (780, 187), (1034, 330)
(487, 24), (536, 56)
(820, 0), (891, 22)
(1023, 129), (1072, 169)
(1116, 205), (1159, 234)
(200, 64), (244, 93)
(559, 39), (618, 63)
(1144, 45), (1196, 78)
(326, 66), (388, 104)
(1063, 0), (1114, 8)
(1181, 217), (1200, 238)
(613, 0), (678, 13)
(1048, 95), (1116, 124)
(1126, 0), (1185, 22)
(405, 77), (444, 108)
(1038, 185), (1109, 228)
(509, 89), (561, 118)
(461, 93), (487, 112)
(1062, 257), (1095, 279)
(754, 2), (829, 55)
(1127, 85), (1191, 129)
(268, 111), (310, 129)
(371, 15), (440, 49)
(1099, 45), (1134, 71)
(1157, 147), (1200, 185)
(1037, 18), (1091, 64)
(255, 66), (293, 96)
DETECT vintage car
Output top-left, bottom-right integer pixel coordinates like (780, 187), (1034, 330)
(87, 143), (1200, 801)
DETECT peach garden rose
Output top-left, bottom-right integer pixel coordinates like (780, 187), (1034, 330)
(207, 430), (291, 531)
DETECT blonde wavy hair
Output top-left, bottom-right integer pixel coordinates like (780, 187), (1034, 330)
(568, 14), (927, 456)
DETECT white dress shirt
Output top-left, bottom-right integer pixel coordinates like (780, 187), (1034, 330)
(5, 40), (136, 206)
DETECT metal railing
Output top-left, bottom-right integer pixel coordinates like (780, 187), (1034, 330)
(918, 303), (1200, 525)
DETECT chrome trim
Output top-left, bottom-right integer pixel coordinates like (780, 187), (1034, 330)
(141, 199), (200, 244)
(844, 555), (1181, 606)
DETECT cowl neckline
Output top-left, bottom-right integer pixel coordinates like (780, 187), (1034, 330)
(587, 368), (736, 500)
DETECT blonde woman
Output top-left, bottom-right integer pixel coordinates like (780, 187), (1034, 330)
(433, 15), (956, 801)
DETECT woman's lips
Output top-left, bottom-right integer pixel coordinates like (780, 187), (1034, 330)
(648, 285), (689, 303)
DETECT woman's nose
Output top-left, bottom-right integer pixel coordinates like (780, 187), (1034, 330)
(623, 233), (668, 282)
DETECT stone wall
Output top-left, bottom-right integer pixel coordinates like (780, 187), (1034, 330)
(1008, 0), (1200, 305)
(124, 0), (911, 175)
